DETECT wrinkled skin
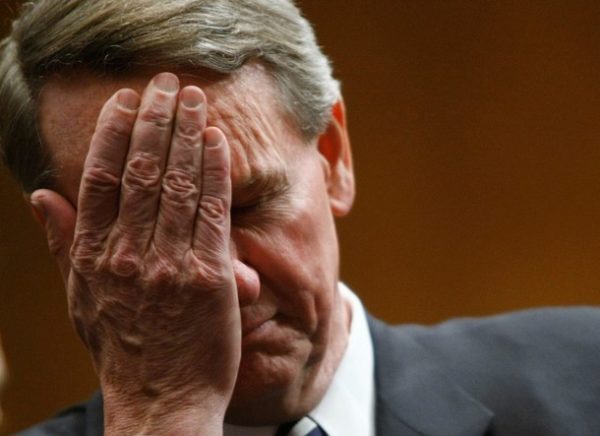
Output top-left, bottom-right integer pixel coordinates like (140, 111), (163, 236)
(30, 63), (355, 434)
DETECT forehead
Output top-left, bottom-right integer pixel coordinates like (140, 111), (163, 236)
(38, 63), (308, 202)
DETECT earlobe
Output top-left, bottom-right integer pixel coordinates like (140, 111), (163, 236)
(317, 99), (355, 217)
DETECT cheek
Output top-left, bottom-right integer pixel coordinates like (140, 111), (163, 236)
(238, 184), (340, 328)
(58, 153), (88, 205)
(269, 185), (338, 284)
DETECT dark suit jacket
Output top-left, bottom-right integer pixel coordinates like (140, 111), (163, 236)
(17, 307), (600, 435)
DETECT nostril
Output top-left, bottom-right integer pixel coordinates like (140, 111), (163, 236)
(233, 259), (260, 307)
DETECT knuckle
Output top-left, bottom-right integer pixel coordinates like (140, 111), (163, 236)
(204, 160), (230, 181)
(175, 120), (202, 142)
(99, 117), (132, 143)
(143, 258), (179, 288)
(199, 195), (228, 221)
(82, 166), (121, 194)
(162, 168), (198, 203)
(139, 101), (173, 129)
(70, 237), (101, 273)
(187, 262), (232, 290)
(123, 153), (161, 191)
(109, 252), (142, 278)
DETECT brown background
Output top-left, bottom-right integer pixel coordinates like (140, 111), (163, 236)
(2, 0), (600, 433)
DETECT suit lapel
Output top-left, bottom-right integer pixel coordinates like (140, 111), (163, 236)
(368, 316), (493, 436)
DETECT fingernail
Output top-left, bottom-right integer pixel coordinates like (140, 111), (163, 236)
(205, 129), (223, 148)
(154, 73), (179, 93)
(180, 87), (204, 109)
(117, 90), (140, 110)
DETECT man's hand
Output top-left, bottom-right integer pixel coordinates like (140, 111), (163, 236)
(30, 73), (240, 435)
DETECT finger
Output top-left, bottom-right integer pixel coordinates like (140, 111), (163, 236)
(30, 189), (77, 281)
(76, 89), (140, 237)
(113, 73), (179, 254)
(153, 86), (206, 256)
(192, 127), (232, 266)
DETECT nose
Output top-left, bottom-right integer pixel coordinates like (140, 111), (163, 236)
(233, 259), (260, 307)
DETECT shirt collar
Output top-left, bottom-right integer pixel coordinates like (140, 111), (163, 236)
(309, 282), (375, 436)
(224, 282), (375, 436)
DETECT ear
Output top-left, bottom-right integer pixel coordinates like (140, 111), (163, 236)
(25, 189), (77, 282)
(24, 192), (46, 227)
(317, 99), (355, 217)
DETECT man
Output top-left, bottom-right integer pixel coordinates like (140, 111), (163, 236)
(1, 1), (599, 435)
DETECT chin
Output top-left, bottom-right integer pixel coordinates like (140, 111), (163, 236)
(225, 350), (320, 425)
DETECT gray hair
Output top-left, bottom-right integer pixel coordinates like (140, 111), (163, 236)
(0, 0), (340, 192)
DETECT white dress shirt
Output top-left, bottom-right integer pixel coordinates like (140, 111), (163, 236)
(224, 283), (376, 436)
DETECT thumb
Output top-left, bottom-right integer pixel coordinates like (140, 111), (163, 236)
(29, 189), (77, 281)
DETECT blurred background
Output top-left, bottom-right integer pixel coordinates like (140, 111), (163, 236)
(2, 0), (600, 433)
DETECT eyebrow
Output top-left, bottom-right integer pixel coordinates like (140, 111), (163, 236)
(231, 169), (291, 206)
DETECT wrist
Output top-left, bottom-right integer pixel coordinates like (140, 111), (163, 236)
(102, 387), (226, 436)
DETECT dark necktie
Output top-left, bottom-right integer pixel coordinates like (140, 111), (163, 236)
(276, 416), (328, 436)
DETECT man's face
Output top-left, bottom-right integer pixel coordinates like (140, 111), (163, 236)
(38, 63), (354, 423)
